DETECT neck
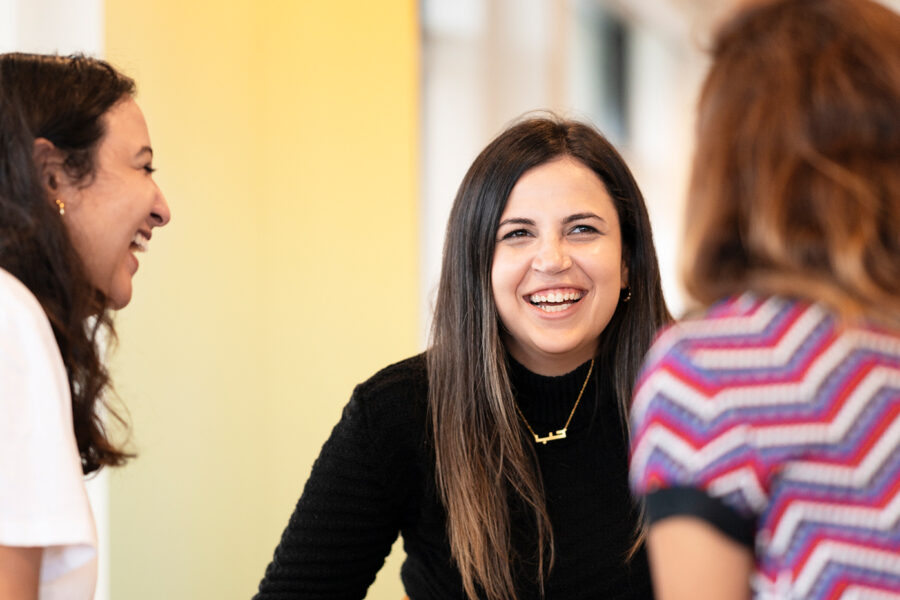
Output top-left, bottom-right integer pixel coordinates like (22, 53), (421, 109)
(503, 338), (597, 376)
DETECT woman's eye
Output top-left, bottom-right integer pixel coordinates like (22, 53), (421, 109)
(570, 224), (598, 235)
(143, 165), (157, 174)
(500, 229), (530, 240)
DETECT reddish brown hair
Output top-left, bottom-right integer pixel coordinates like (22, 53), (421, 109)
(683, 0), (900, 322)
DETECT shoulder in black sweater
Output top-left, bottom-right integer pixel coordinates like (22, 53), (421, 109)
(255, 354), (654, 600)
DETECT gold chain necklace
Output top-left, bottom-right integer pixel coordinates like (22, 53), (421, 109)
(513, 359), (594, 445)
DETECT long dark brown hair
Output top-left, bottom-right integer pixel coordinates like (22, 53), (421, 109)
(0, 53), (136, 473)
(683, 0), (900, 322)
(428, 116), (670, 599)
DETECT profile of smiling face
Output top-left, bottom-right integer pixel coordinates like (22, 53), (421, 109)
(50, 97), (170, 309)
(491, 156), (627, 376)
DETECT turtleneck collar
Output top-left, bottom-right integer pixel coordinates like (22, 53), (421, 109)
(507, 355), (598, 434)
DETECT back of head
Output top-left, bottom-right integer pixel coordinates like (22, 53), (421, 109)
(0, 53), (136, 473)
(683, 0), (900, 322)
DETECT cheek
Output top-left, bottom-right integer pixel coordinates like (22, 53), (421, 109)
(585, 243), (623, 283)
(490, 249), (521, 301)
(490, 250), (519, 327)
(64, 216), (104, 279)
(62, 201), (131, 298)
(588, 250), (616, 272)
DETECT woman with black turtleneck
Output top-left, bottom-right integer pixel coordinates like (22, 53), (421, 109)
(255, 116), (671, 600)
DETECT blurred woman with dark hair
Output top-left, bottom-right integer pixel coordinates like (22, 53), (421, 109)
(256, 116), (670, 599)
(0, 53), (170, 598)
(629, 0), (900, 598)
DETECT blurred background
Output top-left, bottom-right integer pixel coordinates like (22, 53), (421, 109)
(3, 0), (898, 598)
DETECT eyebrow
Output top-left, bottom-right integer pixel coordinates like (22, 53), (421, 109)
(564, 212), (605, 224)
(497, 213), (606, 228)
(497, 217), (535, 228)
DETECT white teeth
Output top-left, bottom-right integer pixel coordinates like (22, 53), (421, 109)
(529, 290), (583, 304)
(538, 303), (572, 313)
(131, 231), (149, 252)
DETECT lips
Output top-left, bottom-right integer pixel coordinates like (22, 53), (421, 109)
(526, 287), (585, 313)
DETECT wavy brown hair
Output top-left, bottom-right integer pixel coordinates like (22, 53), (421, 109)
(683, 0), (900, 322)
(0, 53), (136, 473)
(428, 116), (670, 600)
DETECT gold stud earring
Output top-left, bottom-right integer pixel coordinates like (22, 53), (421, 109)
(622, 287), (632, 303)
(55, 198), (65, 216)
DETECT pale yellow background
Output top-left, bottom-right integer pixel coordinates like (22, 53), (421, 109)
(104, 1), (419, 598)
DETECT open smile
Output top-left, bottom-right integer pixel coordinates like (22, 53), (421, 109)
(526, 287), (585, 313)
(130, 230), (150, 252)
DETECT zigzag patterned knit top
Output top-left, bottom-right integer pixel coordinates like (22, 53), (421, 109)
(629, 293), (900, 599)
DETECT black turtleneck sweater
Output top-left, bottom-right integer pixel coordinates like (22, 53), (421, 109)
(254, 354), (654, 599)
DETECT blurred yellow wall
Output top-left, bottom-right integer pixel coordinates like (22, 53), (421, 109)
(105, 1), (419, 597)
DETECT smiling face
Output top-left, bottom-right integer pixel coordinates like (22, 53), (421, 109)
(57, 98), (170, 309)
(491, 157), (627, 376)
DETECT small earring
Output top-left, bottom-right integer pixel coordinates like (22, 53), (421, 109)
(621, 287), (632, 303)
(55, 198), (65, 216)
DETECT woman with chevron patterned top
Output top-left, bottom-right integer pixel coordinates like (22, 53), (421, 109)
(628, 0), (900, 599)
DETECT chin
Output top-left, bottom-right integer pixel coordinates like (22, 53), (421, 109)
(108, 286), (133, 310)
(535, 337), (589, 355)
(539, 339), (598, 360)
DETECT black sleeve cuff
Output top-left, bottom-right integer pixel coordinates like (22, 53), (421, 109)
(645, 486), (756, 548)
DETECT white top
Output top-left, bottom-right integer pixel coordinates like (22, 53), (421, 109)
(0, 267), (97, 599)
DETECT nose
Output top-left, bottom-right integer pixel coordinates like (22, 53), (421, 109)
(150, 187), (171, 227)
(532, 236), (571, 274)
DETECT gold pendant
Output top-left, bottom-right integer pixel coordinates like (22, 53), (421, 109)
(533, 429), (567, 444)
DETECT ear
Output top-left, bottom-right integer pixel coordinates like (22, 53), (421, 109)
(621, 259), (630, 289)
(32, 138), (66, 198)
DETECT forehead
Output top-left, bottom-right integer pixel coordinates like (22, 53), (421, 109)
(97, 97), (151, 158)
(502, 157), (616, 217)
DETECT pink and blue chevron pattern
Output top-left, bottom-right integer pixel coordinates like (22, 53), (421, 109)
(630, 293), (900, 599)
